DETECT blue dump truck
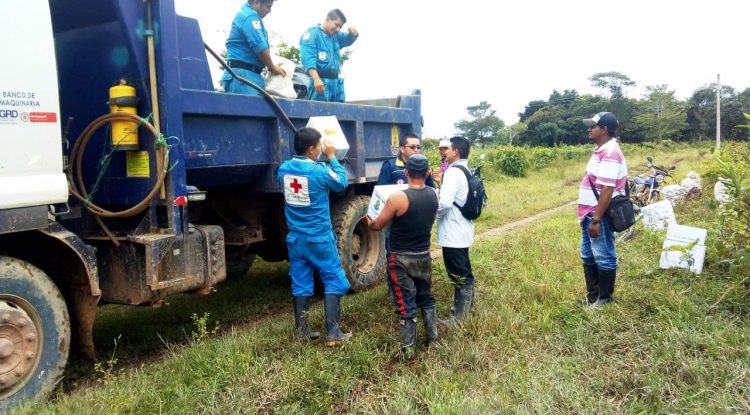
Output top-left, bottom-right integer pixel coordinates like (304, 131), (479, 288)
(0, 0), (422, 408)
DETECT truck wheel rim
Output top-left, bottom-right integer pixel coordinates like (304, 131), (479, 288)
(0, 296), (43, 399)
(352, 216), (379, 275)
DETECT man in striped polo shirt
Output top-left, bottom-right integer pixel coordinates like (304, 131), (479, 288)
(578, 112), (628, 306)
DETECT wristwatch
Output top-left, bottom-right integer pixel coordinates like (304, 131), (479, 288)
(591, 218), (601, 225)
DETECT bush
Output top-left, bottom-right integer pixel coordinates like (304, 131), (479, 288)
(703, 143), (750, 280)
(701, 143), (750, 184)
(557, 144), (590, 161)
(660, 139), (676, 150)
(496, 147), (530, 177)
(530, 147), (557, 169)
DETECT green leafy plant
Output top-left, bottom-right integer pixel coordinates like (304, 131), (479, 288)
(530, 147), (557, 169)
(708, 157), (750, 279)
(190, 312), (220, 343)
(733, 112), (750, 134)
(663, 238), (699, 269)
(496, 147), (530, 177)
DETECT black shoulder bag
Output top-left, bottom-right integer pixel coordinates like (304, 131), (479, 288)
(588, 176), (636, 232)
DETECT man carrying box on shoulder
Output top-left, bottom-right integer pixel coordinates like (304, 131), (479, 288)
(278, 127), (352, 346)
(368, 154), (439, 355)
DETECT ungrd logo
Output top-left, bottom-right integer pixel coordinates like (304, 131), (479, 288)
(0, 109), (19, 118)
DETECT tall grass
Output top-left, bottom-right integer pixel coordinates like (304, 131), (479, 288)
(16, 144), (743, 414)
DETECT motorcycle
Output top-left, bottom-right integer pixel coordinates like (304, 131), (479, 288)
(630, 156), (675, 206)
(616, 156), (675, 242)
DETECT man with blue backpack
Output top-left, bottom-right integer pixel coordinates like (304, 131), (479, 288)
(437, 136), (485, 324)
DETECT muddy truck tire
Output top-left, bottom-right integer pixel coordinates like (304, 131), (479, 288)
(0, 256), (70, 412)
(331, 196), (385, 291)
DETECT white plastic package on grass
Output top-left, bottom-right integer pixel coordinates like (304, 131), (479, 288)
(641, 200), (677, 231)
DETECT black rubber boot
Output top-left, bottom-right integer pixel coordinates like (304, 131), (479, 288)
(324, 294), (352, 346)
(421, 307), (438, 347)
(293, 296), (320, 341)
(469, 285), (476, 314)
(583, 264), (599, 304)
(455, 284), (473, 320)
(594, 269), (616, 306)
(441, 284), (473, 326)
(399, 318), (417, 356)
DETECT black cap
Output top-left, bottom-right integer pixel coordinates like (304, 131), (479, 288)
(405, 154), (429, 174)
(582, 112), (618, 132)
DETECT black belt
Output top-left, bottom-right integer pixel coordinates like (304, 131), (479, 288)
(317, 70), (339, 79)
(228, 60), (264, 74)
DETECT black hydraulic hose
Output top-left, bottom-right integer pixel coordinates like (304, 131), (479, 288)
(204, 43), (296, 132)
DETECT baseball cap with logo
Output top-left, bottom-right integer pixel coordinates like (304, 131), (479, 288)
(405, 154), (429, 174)
(582, 112), (618, 132)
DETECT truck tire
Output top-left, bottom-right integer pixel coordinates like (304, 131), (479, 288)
(331, 196), (385, 291)
(0, 256), (70, 411)
(226, 252), (256, 277)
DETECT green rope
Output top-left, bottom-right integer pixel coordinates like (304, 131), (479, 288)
(154, 133), (168, 149)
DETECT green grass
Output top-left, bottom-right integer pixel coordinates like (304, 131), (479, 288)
(17, 144), (747, 414)
(472, 145), (710, 234)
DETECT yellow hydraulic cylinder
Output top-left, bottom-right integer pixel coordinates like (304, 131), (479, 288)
(109, 80), (140, 150)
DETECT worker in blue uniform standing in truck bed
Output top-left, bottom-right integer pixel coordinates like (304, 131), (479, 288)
(222, 0), (286, 96)
(300, 9), (358, 102)
(277, 127), (352, 346)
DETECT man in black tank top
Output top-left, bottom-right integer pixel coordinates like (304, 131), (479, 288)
(368, 154), (439, 355)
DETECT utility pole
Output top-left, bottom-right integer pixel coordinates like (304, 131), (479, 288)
(716, 73), (721, 150)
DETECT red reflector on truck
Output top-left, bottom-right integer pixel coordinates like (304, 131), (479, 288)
(173, 196), (188, 206)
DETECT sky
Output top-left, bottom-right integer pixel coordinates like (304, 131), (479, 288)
(175, 0), (750, 139)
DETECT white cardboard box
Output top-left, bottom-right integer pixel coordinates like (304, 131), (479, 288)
(367, 184), (408, 219)
(306, 116), (350, 160)
(659, 223), (707, 274)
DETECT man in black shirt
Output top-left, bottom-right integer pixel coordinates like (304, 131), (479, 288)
(368, 154), (439, 355)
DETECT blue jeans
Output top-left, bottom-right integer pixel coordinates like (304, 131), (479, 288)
(580, 214), (617, 271)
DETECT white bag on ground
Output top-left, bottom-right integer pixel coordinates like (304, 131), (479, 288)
(641, 200), (677, 231)
(263, 55), (296, 99)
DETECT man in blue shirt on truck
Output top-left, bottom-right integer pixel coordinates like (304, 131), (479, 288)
(277, 127), (352, 346)
(222, 0), (286, 96)
(300, 9), (358, 102)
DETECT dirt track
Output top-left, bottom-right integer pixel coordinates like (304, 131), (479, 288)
(430, 201), (576, 259)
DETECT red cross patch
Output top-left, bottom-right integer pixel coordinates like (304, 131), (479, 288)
(283, 175), (310, 206)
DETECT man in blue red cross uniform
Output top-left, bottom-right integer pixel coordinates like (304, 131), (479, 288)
(300, 9), (358, 102)
(277, 127), (352, 346)
(221, 0), (286, 96)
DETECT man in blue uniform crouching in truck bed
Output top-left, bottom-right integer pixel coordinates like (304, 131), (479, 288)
(277, 127), (352, 346)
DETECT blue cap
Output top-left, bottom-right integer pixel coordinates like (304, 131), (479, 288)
(405, 154), (429, 174)
(583, 112), (618, 132)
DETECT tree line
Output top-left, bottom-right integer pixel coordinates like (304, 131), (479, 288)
(453, 72), (750, 147)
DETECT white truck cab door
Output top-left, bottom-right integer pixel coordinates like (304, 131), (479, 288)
(0, 0), (68, 210)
